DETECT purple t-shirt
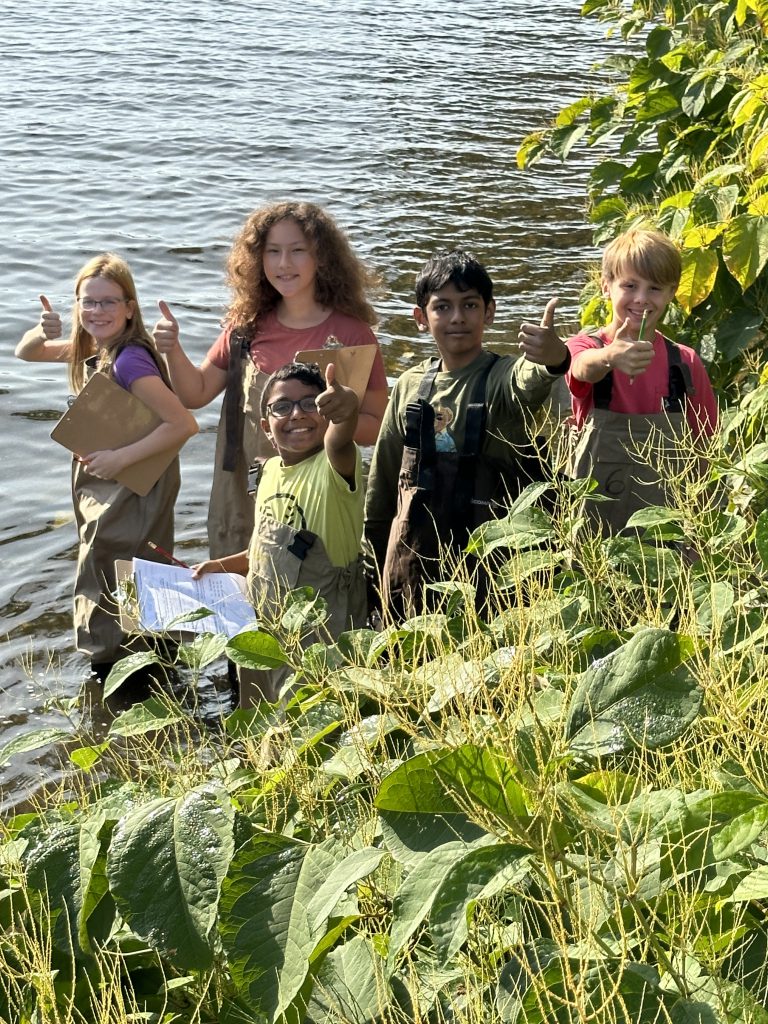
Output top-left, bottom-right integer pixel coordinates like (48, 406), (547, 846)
(113, 346), (162, 391)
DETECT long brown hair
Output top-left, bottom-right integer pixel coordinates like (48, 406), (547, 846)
(68, 253), (169, 393)
(225, 201), (379, 330)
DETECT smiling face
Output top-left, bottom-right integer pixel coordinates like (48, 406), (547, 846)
(77, 275), (135, 349)
(260, 378), (326, 466)
(603, 264), (676, 342)
(414, 283), (495, 371)
(262, 217), (318, 304)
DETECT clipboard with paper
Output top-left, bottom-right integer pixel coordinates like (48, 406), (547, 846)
(50, 372), (179, 496)
(295, 340), (378, 401)
(115, 558), (256, 638)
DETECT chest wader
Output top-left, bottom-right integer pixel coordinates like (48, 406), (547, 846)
(72, 364), (180, 665)
(207, 328), (274, 559)
(568, 337), (693, 534)
(382, 357), (505, 618)
(242, 519), (367, 706)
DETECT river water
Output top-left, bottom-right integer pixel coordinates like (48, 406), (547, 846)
(1, 0), (610, 810)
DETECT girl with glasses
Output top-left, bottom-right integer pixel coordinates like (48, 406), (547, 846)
(15, 253), (198, 681)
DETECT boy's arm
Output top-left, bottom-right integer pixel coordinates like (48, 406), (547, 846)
(570, 319), (654, 383)
(317, 362), (359, 482)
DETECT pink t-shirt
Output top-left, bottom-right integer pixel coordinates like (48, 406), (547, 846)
(565, 329), (718, 435)
(206, 309), (387, 390)
(113, 345), (162, 391)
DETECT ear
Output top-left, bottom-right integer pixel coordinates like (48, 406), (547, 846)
(260, 417), (274, 442)
(600, 276), (611, 297)
(484, 299), (496, 326)
(125, 299), (136, 322)
(413, 305), (429, 333)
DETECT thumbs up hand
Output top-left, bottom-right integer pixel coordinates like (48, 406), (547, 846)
(153, 300), (180, 354)
(316, 362), (358, 424)
(517, 297), (569, 369)
(38, 294), (62, 340)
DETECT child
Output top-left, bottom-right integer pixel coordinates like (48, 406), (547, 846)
(564, 228), (717, 533)
(192, 360), (367, 705)
(364, 249), (571, 618)
(15, 254), (198, 679)
(152, 200), (388, 558)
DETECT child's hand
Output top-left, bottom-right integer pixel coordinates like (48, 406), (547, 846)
(38, 295), (62, 340)
(608, 318), (655, 377)
(518, 297), (569, 367)
(191, 560), (216, 579)
(153, 301), (181, 355)
(78, 449), (127, 480)
(316, 362), (359, 423)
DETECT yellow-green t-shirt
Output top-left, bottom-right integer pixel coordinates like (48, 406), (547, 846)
(252, 447), (363, 568)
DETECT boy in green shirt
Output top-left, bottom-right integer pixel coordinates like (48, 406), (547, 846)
(364, 249), (569, 618)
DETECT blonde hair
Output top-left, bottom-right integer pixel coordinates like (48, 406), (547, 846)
(602, 228), (681, 288)
(68, 253), (167, 393)
(225, 201), (378, 330)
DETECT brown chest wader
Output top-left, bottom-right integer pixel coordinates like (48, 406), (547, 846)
(72, 362), (180, 664)
(382, 356), (505, 617)
(207, 328), (273, 559)
(568, 337), (693, 534)
(242, 519), (367, 706)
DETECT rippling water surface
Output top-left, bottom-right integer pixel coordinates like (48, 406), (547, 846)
(1, 0), (609, 808)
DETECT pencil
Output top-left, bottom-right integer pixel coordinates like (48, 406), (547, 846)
(638, 309), (648, 341)
(147, 541), (189, 569)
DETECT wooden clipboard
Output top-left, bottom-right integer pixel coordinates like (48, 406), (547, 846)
(50, 373), (177, 496)
(295, 344), (377, 401)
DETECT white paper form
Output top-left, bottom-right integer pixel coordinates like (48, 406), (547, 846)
(132, 558), (256, 638)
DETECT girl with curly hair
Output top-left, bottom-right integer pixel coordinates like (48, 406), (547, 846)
(153, 200), (388, 557)
(15, 253), (198, 678)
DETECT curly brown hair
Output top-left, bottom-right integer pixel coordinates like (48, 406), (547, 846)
(225, 201), (379, 330)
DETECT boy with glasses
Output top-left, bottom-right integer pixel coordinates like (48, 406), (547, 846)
(192, 360), (366, 704)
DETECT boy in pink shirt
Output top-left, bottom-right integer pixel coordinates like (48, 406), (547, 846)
(564, 228), (717, 531)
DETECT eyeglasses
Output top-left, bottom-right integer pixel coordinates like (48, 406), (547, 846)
(266, 396), (319, 418)
(77, 297), (127, 311)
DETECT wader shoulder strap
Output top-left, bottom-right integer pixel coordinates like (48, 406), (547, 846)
(663, 338), (694, 412)
(403, 359), (441, 491)
(222, 327), (251, 473)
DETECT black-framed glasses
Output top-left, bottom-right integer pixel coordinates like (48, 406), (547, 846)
(266, 396), (319, 419)
(77, 297), (127, 311)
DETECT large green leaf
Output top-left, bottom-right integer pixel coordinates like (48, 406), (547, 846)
(712, 802), (768, 860)
(677, 246), (719, 312)
(226, 629), (289, 670)
(429, 843), (531, 960)
(308, 935), (386, 1023)
(24, 815), (103, 957)
(375, 751), (462, 815)
(379, 809), (487, 866)
(565, 628), (701, 757)
(107, 696), (186, 738)
(387, 840), (489, 969)
(107, 784), (235, 970)
(306, 847), (386, 937)
(0, 727), (71, 766)
(722, 213), (768, 290)
(219, 835), (343, 1021)
(433, 744), (529, 824)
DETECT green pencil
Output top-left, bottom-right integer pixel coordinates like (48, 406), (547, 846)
(638, 309), (648, 341)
